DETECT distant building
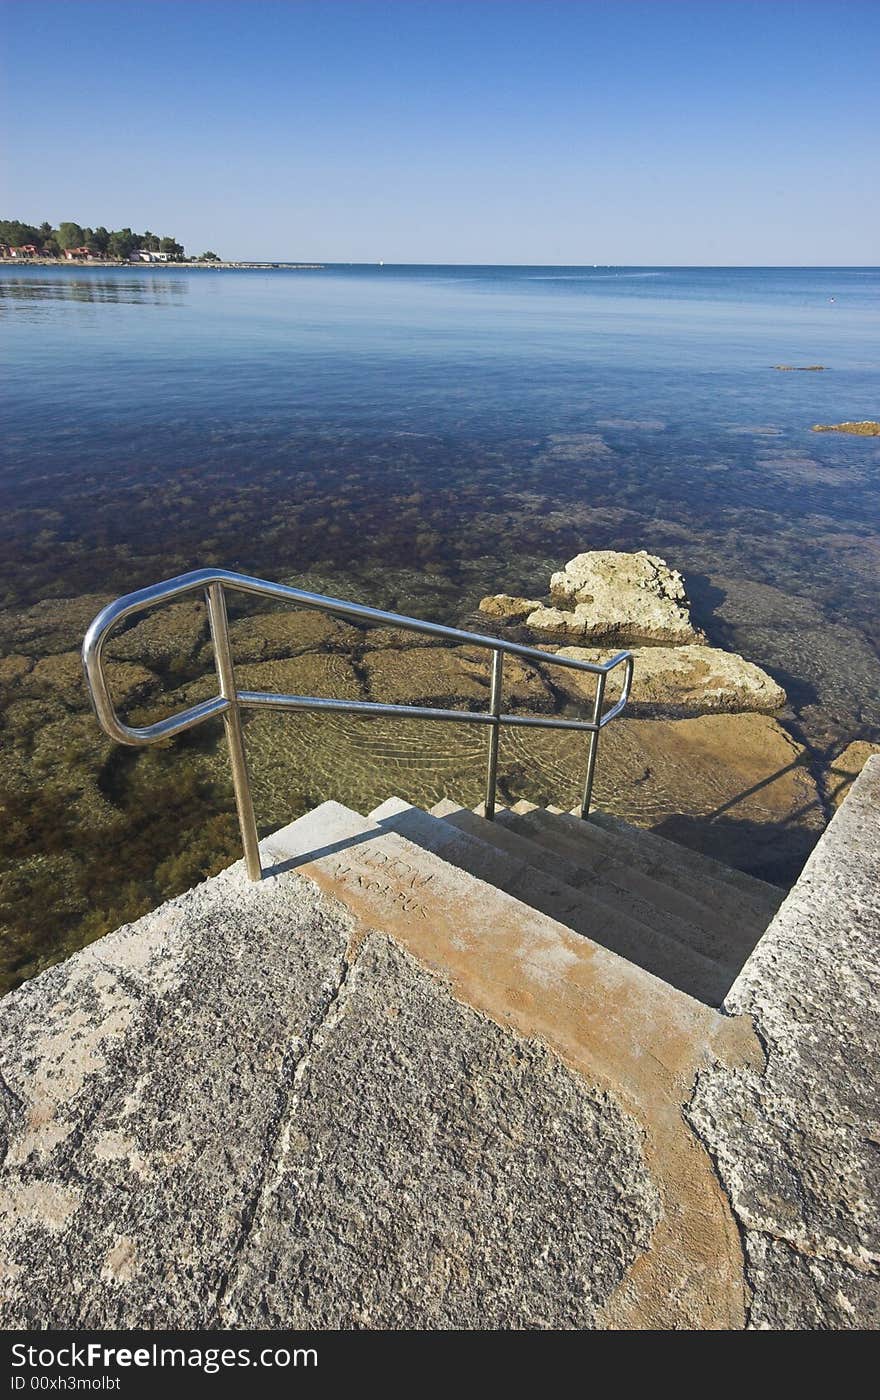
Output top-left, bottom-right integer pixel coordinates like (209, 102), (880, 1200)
(9, 244), (39, 258)
(64, 246), (93, 261)
(131, 249), (169, 263)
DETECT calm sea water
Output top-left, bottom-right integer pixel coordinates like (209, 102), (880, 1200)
(2, 262), (879, 741)
(2, 262), (879, 989)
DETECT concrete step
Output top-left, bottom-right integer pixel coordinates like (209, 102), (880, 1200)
(372, 798), (732, 1005)
(433, 798), (624, 893)
(261, 801), (749, 1067)
(434, 799), (751, 982)
(539, 803), (782, 931)
(502, 803), (770, 971)
(586, 808), (785, 916)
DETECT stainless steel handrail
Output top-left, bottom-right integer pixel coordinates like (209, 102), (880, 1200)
(82, 567), (634, 880)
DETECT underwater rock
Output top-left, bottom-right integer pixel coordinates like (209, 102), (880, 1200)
(178, 652), (364, 707)
(220, 609), (362, 664)
(361, 645), (553, 712)
(527, 550), (701, 644)
(18, 651), (157, 708)
(478, 594), (543, 622)
(706, 575), (880, 749)
(547, 644), (786, 716)
(0, 594), (111, 658)
(107, 599), (207, 669)
(811, 421), (880, 435)
(825, 740), (880, 810)
(358, 626), (443, 650)
(592, 712), (823, 885)
(0, 654), (33, 687)
(537, 432), (614, 460)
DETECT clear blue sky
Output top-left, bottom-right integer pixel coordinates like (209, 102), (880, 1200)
(2, 0), (878, 263)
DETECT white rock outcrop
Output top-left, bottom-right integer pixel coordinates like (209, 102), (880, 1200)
(549, 644), (786, 715)
(527, 550), (701, 644)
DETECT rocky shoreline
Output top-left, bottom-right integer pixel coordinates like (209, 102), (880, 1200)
(0, 258), (324, 271)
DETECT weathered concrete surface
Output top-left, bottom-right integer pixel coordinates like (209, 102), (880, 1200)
(0, 802), (760, 1330)
(688, 756), (880, 1328)
(528, 550), (702, 644)
(263, 802), (761, 1329)
(0, 867), (353, 1328)
(370, 796), (743, 1006)
(498, 800), (767, 984)
(548, 643), (786, 716)
(219, 932), (660, 1329)
(4, 763), (876, 1330)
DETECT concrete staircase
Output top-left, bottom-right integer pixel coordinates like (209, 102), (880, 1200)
(4, 760), (878, 1330)
(376, 798), (781, 1006)
(268, 795), (783, 1008)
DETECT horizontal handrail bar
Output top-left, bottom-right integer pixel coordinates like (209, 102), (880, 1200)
(237, 691), (605, 732)
(83, 567), (634, 748)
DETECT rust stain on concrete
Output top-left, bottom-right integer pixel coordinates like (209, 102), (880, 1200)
(294, 828), (762, 1330)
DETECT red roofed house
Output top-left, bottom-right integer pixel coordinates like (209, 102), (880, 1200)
(10, 245), (39, 258)
(64, 246), (93, 261)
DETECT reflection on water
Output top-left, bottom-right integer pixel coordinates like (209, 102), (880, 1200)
(0, 273), (188, 308)
(0, 262), (878, 992)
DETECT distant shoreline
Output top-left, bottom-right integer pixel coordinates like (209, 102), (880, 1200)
(0, 258), (324, 271)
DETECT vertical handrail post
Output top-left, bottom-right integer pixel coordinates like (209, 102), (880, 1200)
(484, 649), (504, 820)
(580, 671), (607, 820)
(206, 583), (263, 880)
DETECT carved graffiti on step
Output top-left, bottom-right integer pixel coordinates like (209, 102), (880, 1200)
(332, 849), (432, 919)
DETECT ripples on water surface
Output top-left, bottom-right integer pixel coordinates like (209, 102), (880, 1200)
(1, 264), (878, 988)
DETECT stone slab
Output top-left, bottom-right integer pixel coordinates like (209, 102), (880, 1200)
(219, 931), (661, 1329)
(263, 800), (760, 1328)
(688, 755), (880, 1328)
(0, 866), (354, 1328)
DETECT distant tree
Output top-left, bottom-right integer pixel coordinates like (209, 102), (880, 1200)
(57, 222), (85, 250)
(107, 227), (138, 261)
(0, 220), (41, 249)
(0, 217), (197, 260)
(199, 251), (221, 262)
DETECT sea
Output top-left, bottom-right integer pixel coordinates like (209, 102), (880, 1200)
(1, 262), (878, 985)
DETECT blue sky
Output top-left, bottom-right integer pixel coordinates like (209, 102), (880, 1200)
(2, 0), (878, 263)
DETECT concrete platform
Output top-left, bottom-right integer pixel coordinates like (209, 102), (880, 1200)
(0, 759), (878, 1329)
